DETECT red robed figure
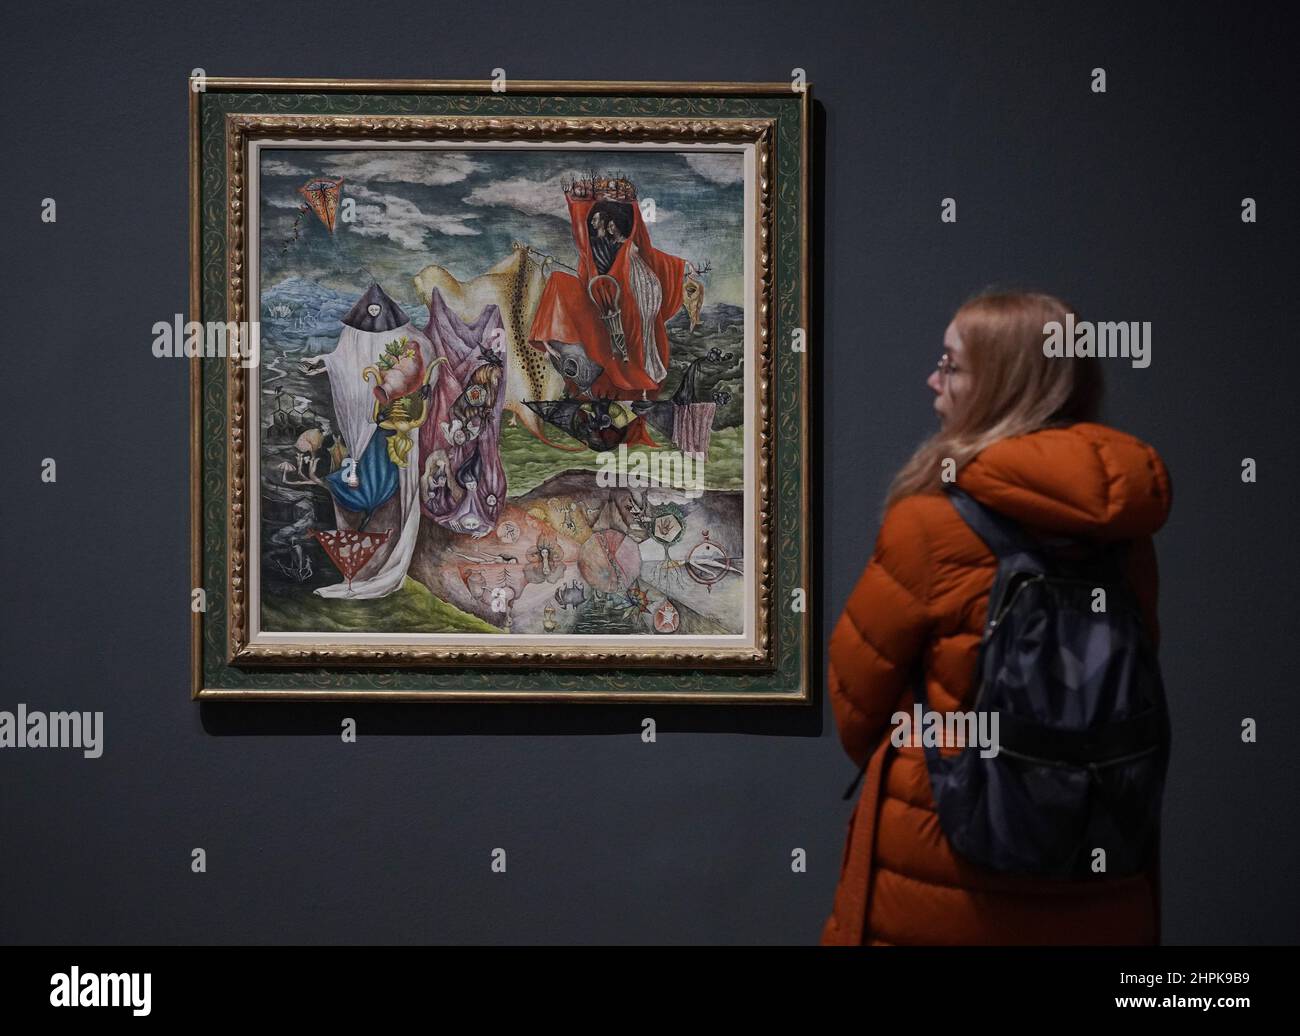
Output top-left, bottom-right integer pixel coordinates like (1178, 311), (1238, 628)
(527, 177), (687, 405)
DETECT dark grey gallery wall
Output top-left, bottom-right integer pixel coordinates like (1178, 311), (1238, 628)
(1, 0), (1295, 944)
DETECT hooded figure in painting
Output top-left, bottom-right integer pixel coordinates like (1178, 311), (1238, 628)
(528, 176), (688, 416)
(299, 281), (442, 599)
(418, 288), (508, 537)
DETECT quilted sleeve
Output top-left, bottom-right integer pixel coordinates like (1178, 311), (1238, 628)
(827, 495), (936, 769)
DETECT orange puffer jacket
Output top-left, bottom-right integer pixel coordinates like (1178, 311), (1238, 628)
(821, 422), (1172, 946)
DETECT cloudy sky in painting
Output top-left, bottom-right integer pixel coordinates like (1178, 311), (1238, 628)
(258, 147), (746, 309)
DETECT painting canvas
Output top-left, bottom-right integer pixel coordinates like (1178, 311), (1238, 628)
(190, 81), (811, 700)
(257, 147), (749, 645)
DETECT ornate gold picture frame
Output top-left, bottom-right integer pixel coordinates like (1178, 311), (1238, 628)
(190, 79), (812, 701)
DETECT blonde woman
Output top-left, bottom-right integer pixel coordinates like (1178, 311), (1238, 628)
(822, 291), (1173, 946)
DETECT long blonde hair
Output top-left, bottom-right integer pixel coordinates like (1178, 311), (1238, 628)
(885, 290), (1103, 508)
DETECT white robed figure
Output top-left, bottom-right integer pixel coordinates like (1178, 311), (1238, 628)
(300, 282), (443, 599)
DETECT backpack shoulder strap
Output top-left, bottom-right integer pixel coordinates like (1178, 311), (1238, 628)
(946, 487), (1134, 574)
(943, 486), (1038, 560)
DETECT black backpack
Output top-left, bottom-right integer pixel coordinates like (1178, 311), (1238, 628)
(843, 487), (1171, 880)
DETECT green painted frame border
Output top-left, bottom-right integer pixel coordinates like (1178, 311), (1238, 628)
(190, 79), (813, 702)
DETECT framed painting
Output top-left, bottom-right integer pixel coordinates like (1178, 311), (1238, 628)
(189, 78), (813, 701)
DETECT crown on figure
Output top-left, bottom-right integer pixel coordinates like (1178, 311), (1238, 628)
(563, 173), (638, 202)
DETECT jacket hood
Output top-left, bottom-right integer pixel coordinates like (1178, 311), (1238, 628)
(956, 422), (1172, 539)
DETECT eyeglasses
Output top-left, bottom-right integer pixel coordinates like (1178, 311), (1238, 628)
(935, 354), (964, 378)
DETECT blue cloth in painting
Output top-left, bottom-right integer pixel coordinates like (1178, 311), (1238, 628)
(324, 431), (399, 524)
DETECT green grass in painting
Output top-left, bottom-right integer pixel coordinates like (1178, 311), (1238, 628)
(500, 422), (744, 498)
(262, 576), (496, 634)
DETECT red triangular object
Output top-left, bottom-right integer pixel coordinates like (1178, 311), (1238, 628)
(310, 528), (391, 588)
